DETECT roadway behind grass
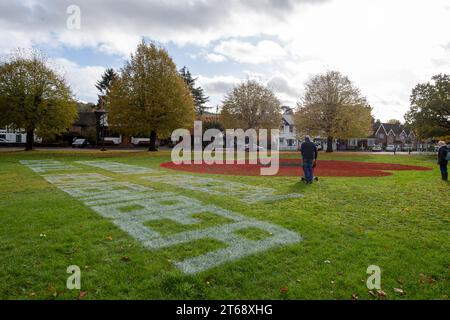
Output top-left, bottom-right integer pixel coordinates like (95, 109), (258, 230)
(0, 150), (448, 299)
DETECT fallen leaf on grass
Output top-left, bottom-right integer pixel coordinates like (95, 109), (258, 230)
(394, 288), (405, 295)
(79, 291), (87, 298)
(419, 273), (437, 284)
(280, 287), (288, 294)
(368, 290), (387, 299)
(352, 294), (359, 300)
(106, 235), (113, 241)
(376, 290), (387, 298)
(121, 256), (131, 262)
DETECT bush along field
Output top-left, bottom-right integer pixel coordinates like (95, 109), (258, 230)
(0, 150), (448, 300)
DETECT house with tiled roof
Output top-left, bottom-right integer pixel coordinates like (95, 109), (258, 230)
(340, 121), (417, 150)
(373, 122), (416, 148)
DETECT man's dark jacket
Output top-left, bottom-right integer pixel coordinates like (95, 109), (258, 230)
(438, 146), (448, 164)
(300, 141), (318, 160)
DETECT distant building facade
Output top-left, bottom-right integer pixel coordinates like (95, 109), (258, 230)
(279, 109), (298, 151)
(338, 121), (418, 151)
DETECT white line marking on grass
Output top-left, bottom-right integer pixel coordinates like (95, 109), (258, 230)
(142, 174), (303, 203)
(20, 160), (81, 173)
(76, 161), (156, 174)
(77, 160), (302, 203)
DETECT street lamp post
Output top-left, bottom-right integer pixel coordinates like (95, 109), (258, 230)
(95, 109), (107, 152)
(100, 112), (107, 151)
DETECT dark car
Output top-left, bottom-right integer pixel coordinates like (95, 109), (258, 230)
(72, 138), (89, 148)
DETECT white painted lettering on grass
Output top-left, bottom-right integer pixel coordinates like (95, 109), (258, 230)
(76, 160), (302, 203)
(142, 174), (302, 203)
(20, 160), (81, 173)
(77, 161), (156, 174)
(40, 172), (302, 274)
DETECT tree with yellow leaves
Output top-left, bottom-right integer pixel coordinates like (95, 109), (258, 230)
(295, 71), (373, 152)
(0, 49), (77, 150)
(107, 41), (195, 151)
(220, 80), (282, 130)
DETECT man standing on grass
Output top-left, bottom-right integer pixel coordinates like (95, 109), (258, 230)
(437, 141), (448, 181)
(300, 135), (318, 184)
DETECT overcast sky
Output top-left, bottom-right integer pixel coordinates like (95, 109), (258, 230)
(1, 0), (449, 121)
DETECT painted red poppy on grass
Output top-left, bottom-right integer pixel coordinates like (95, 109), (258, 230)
(160, 159), (431, 177)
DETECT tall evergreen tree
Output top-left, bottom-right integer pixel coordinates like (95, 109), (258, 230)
(96, 68), (117, 108)
(179, 66), (210, 115)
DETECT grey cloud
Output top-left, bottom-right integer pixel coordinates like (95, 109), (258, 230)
(198, 76), (241, 95)
(267, 75), (299, 97)
(0, 0), (329, 44)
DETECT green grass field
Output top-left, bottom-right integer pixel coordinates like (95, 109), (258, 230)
(0, 149), (448, 300)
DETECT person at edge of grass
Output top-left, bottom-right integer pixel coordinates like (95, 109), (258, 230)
(300, 135), (318, 184)
(437, 141), (448, 181)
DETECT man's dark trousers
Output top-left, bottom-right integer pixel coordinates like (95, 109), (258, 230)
(303, 159), (314, 182)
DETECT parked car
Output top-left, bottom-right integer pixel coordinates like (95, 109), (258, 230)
(103, 136), (122, 145)
(0, 138), (7, 144)
(385, 145), (396, 152)
(131, 137), (151, 146)
(72, 138), (89, 148)
(372, 145), (382, 152)
(402, 144), (412, 151)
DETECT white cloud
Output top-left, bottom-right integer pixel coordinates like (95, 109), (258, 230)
(205, 53), (227, 63)
(197, 75), (242, 95)
(50, 58), (105, 103)
(214, 40), (286, 64)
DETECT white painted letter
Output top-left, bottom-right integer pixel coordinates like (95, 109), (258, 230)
(366, 265), (381, 290)
(66, 265), (81, 289)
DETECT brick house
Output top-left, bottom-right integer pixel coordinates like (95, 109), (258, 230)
(340, 121), (417, 150)
(373, 122), (416, 148)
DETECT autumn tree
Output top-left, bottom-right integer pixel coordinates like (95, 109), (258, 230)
(107, 41), (195, 151)
(294, 71), (373, 152)
(179, 66), (210, 115)
(0, 49), (77, 150)
(405, 74), (450, 140)
(220, 80), (282, 130)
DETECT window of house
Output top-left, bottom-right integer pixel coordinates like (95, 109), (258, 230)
(379, 133), (385, 139)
